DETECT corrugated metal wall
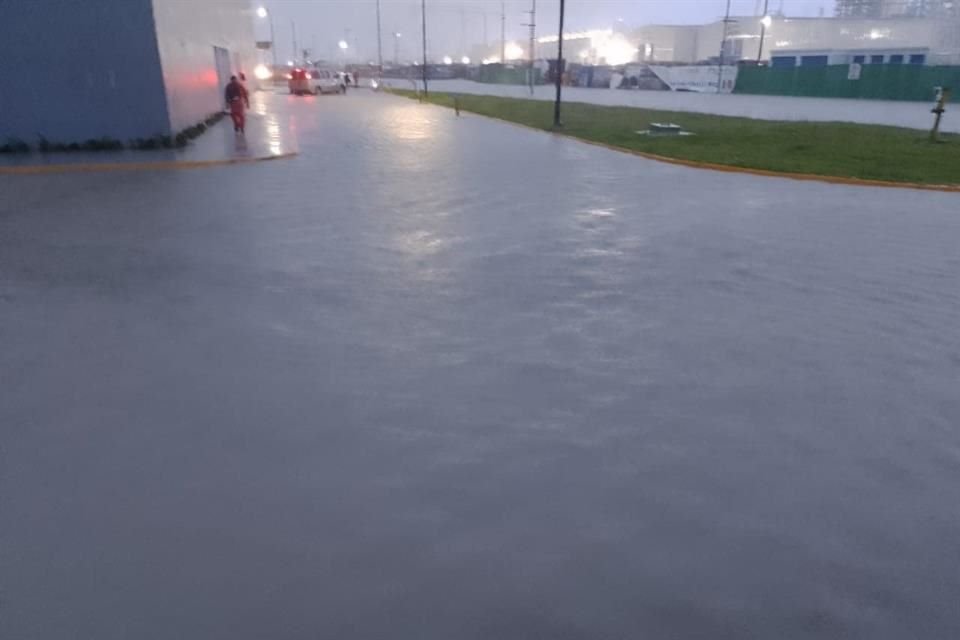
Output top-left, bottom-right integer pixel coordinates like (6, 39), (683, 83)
(151, 0), (256, 135)
(0, 0), (169, 143)
(734, 64), (960, 101)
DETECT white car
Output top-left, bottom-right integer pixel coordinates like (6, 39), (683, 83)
(307, 68), (345, 95)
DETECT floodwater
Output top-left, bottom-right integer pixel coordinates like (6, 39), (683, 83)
(2, 92), (959, 639)
(418, 78), (960, 133)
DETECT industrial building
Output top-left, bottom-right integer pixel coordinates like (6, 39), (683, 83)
(527, 5), (959, 69)
(629, 15), (960, 67)
(0, 0), (255, 145)
(835, 0), (959, 18)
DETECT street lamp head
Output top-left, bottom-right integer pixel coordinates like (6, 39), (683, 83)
(338, 40), (349, 50)
(256, 6), (268, 18)
(461, 56), (470, 65)
(761, 15), (773, 28)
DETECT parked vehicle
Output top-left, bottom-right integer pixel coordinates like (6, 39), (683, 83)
(308, 68), (345, 95)
(287, 68), (345, 96)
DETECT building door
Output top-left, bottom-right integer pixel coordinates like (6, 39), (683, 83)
(213, 46), (233, 91)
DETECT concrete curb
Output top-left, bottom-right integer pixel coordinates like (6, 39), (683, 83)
(0, 151), (298, 176)
(396, 92), (960, 194)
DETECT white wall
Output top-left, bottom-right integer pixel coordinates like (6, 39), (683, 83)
(631, 16), (956, 65)
(151, 0), (256, 133)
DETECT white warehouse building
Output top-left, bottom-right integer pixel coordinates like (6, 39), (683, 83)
(535, 15), (960, 69)
(630, 15), (960, 67)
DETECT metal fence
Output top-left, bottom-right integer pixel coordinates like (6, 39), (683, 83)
(734, 64), (960, 102)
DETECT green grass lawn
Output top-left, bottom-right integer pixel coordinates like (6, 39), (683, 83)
(390, 89), (960, 186)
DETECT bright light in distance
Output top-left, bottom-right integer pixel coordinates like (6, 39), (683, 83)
(443, 55), (453, 65)
(579, 50), (589, 59)
(505, 42), (524, 60)
(395, 32), (402, 38)
(256, 6), (268, 18)
(461, 56), (470, 64)
(761, 15), (772, 28)
(596, 36), (638, 65)
(338, 40), (349, 50)
(253, 64), (272, 80)
(287, 60), (294, 66)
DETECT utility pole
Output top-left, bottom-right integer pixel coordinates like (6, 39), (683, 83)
(553, 0), (565, 128)
(756, 0), (770, 63)
(291, 20), (298, 64)
(523, 0), (537, 94)
(501, 1), (506, 63)
(421, 0), (428, 95)
(376, 0), (383, 75)
(717, 0), (732, 94)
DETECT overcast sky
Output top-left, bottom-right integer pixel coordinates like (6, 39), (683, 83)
(254, 0), (834, 62)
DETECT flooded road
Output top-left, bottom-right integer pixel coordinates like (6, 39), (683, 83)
(2, 92), (959, 639)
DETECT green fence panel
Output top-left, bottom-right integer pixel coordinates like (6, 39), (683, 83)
(734, 64), (960, 101)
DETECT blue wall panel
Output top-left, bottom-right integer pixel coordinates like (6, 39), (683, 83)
(0, 0), (170, 143)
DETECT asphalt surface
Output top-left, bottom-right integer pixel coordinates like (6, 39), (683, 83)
(2, 91), (960, 639)
(417, 79), (960, 132)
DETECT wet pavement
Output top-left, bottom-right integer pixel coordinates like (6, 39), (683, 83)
(415, 79), (960, 133)
(2, 91), (960, 640)
(0, 91), (296, 170)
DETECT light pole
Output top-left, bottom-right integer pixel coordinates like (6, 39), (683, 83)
(257, 6), (277, 69)
(523, 0), (537, 95)
(500, 1), (506, 63)
(717, 0), (732, 94)
(375, 0), (383, 75)
(394, 32), (401, 66)
(757, 2), (772, 64)
(421, 0), (428, 96)
(553, 0), (565, 128)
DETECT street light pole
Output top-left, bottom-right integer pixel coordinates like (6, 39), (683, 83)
(756, 0), (770, 63)
(394, 32), (401, 66)
(553, 0), (565, 128)
(257, 8), (278, 69)
(523, 0), (537, 95)
(500, 1), (506, 63)
(291, 20), (298, 65)
(421, 0), (428, 96)
(717, 0), (732, 94)
(376, 0), (383, 75)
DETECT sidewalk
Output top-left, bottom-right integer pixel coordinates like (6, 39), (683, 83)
(0, 91), (297, 173)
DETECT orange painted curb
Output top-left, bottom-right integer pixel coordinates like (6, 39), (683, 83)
(0, 151), (298, 176)
(398, 93), (960, 194)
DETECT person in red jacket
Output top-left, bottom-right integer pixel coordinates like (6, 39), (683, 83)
(224, 75), (250, 133)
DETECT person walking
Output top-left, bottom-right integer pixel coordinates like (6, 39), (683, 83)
(224, 75), (250, 134)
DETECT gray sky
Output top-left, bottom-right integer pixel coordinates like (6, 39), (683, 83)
(254, 0), (834, 63)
